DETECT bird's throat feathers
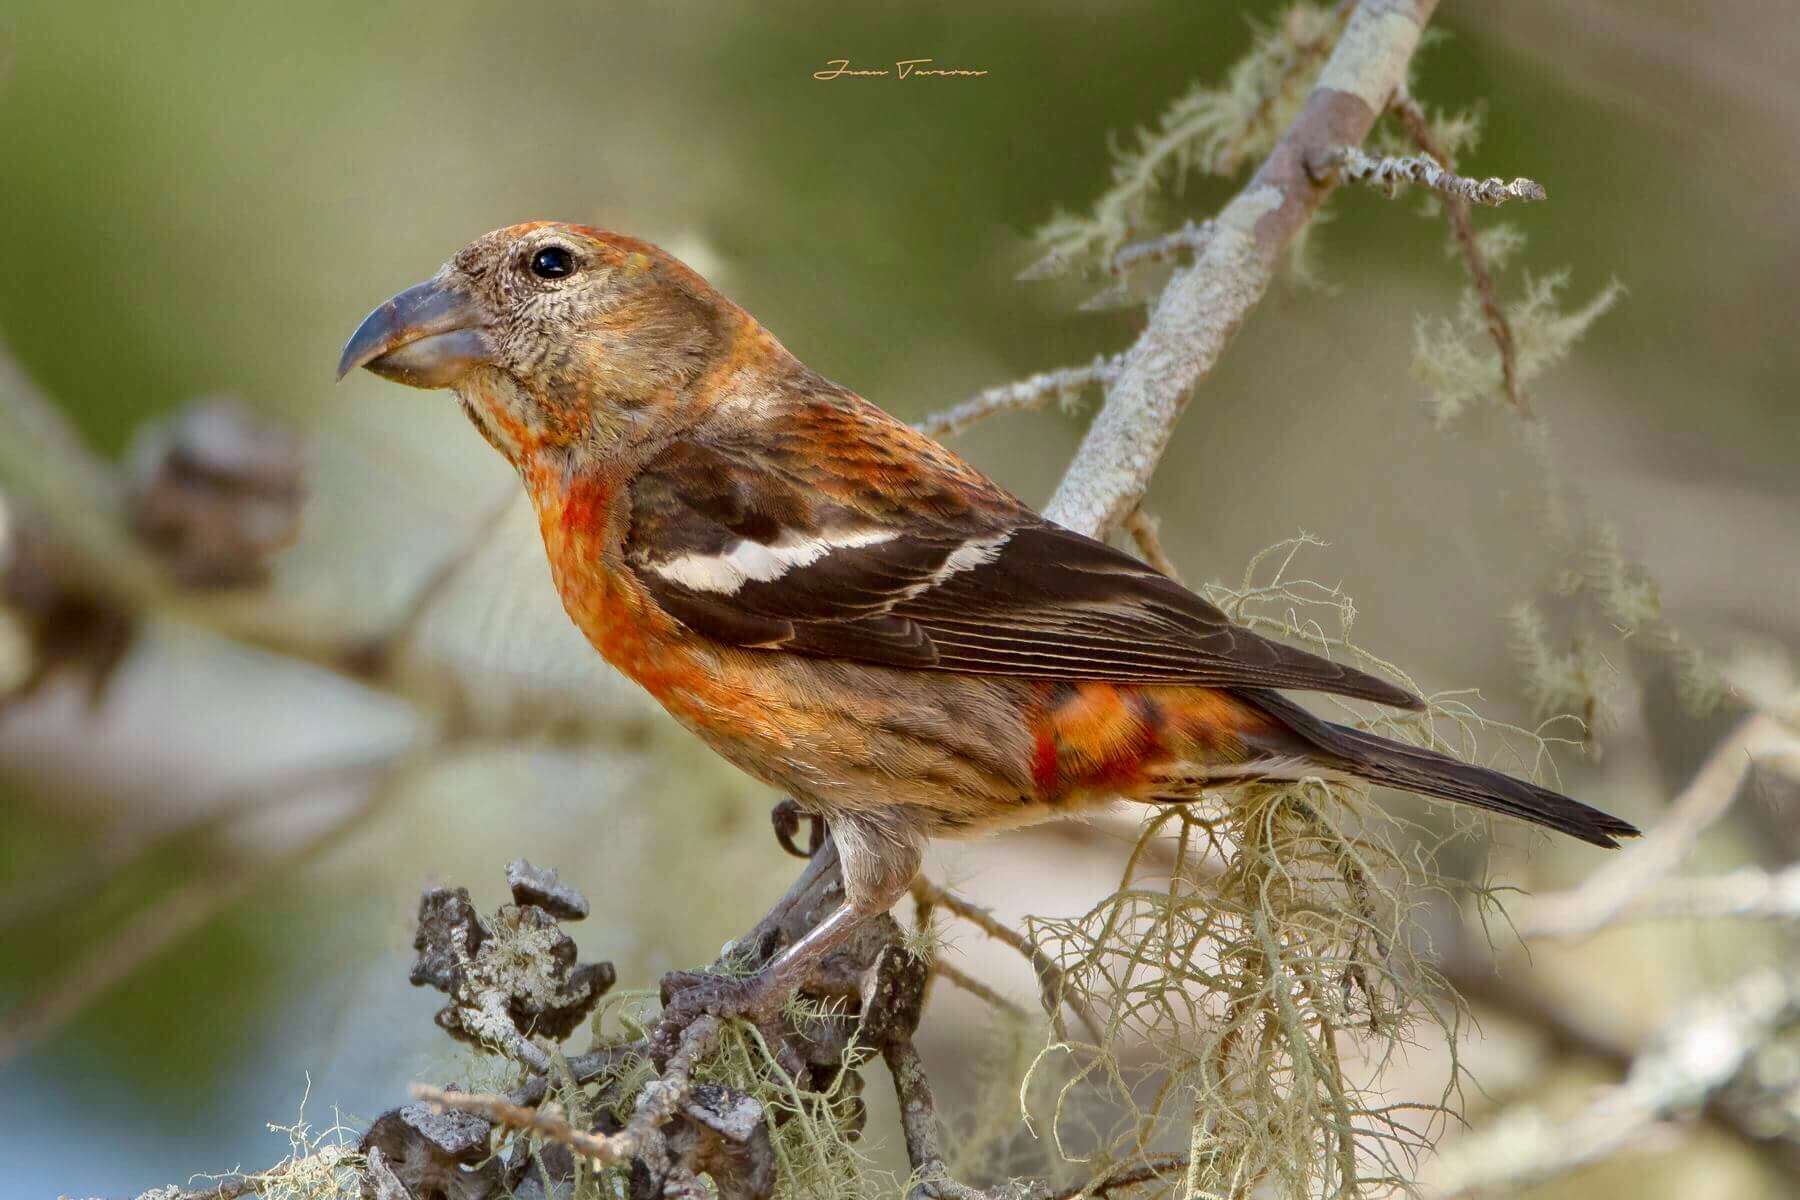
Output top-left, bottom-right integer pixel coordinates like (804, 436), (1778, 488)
(455, 296), (795, 479)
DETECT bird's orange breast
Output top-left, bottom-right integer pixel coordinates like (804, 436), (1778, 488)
(529, 468), (786, 740)
(534, 473), (699, 698)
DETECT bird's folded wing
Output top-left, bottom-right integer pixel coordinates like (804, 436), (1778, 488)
(625, 439), (1423, 709)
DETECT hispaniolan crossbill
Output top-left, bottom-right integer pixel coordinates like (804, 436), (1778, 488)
(339, 222), (1636, 1020)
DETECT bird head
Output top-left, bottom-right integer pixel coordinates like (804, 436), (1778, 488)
(338, 222), (743, 465)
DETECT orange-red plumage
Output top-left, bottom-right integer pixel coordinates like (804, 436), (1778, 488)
(339, 221), (1638, 1022)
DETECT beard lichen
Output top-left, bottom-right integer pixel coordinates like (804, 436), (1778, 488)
(1000, 536), (1572, 1200)
(1020, 786), (1465, 1200)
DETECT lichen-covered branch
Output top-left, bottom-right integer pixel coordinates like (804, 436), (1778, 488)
(911, 876), (1103, 1044)
(298, 844), (1019, 1200)
(1390, 91), (1530, 414)
(915, 356), (1121, 440)
(412, 1084), (620, 1163)
(1110, 220), (1216, 276)
(1045, 0), (1441, 537)
(1313, 145), (1546, 206)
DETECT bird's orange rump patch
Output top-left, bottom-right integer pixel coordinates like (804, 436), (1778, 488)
(1031, 726), (1061, 795)
(1031, 682), (1162, 802)
(1031, 682), (1267, 804)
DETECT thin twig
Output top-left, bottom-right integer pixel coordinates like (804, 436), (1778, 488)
(0, 749), (404, 931)
(347, 488), (521, 675)
(412, 1083), (620, 1163)
(150, 1147), (360, 1200)
(512, 1042), (646, 1108)
(1045, 1154), (1192, 1199)
(415, 1026), (724, 1169)
(1390, 92), (1529, 415)
(1045, 0), (1443, 537)
(1109, 221), (1216, 276)
(1080, 223), (1219, 308)
(1313, 145), (1546, 206)
(1123, 508), (1182, 583)
(911, 877), (1104, 1044)
(931, 958), (1029, 1019)
(916, 357), (1122, 440)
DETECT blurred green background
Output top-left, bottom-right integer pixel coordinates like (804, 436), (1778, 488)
(2, 2), (1796, 1196)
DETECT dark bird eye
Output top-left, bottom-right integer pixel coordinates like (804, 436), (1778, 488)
(529, 246), (575, 279)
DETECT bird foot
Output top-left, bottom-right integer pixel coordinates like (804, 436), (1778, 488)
(655, 966), (803, 1076)
(769, 797), (827, 859)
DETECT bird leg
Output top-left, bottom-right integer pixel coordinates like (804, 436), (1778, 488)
(655, 813), (923, 1072)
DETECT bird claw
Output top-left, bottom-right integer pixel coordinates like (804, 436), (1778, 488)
(655, 967), (804, 1077)
(769, 797), (827, 860)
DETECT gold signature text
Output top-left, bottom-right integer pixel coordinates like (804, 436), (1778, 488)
(813, 58), (989, 81)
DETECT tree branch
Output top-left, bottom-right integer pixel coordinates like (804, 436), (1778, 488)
(0, 747), (420, 1065)
(412, 1083), (620, 1164)
(1391, 91), (1529, 414)
(1123, 507), (1183, 582)
(1044, 0), (1441, 537)
(1312, 145), (1546, 206)
(1425, 968), (1800, 1197)
(1437, 920), (1800, 1180)
(911, 876), (1103, 1044)
(1611, 863), (1800, 922)
(1108, 220), (1216, 276)
(916, 356), (1121, 440)
(1519, 709), (1800, 940)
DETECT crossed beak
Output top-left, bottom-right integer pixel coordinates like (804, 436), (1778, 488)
(336, 276), (492, 387)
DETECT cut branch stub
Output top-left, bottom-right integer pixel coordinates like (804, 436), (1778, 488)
(656, 1083), (777, 1200)
(0, 501), (137, 703)
(361, 1096), (508, 1200)
(506, 857), (591, 920)
(125, 398), (306, 589)
(409, 878), (616, 1052)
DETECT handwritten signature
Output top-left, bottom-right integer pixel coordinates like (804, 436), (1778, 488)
(813, 58), (989, 81)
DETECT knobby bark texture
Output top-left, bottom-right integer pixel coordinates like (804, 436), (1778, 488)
(359, 849), (935, 1200)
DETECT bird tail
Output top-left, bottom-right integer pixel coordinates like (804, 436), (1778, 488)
(1235, 690), (1639, 849)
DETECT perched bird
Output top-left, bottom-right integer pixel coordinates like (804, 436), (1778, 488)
(339, 222), (1637, 1023)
